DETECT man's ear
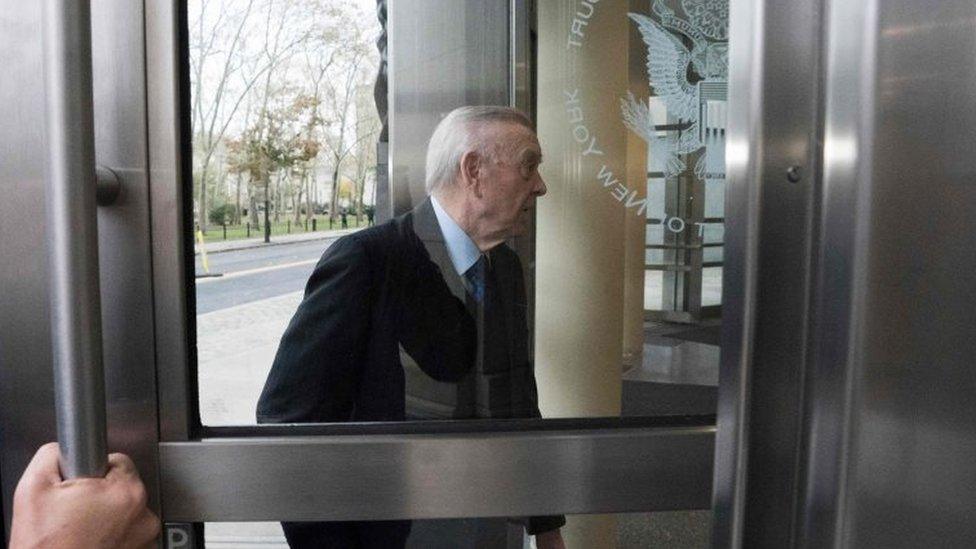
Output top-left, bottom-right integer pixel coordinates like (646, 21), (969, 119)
(459, 150), (483, 198)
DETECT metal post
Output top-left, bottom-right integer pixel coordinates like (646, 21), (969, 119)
(42, 0), (108, 479)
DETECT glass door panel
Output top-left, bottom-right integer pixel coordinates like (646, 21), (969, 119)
(151, 0), (721, 547)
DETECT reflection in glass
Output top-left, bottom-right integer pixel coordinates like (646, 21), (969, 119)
(629, 0), (728, 322)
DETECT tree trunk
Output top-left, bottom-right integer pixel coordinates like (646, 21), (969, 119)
(198, 163), (209, 233)
(305, 168), (313, 226)
(312, 165), (318, 206)
(294, 180), (303, 223)
(273, 172), (281, 222)
(249, 193), (259, 226)
(263, 176), (271, 243)
(356, 177), (366, 224)
(329, 164), (340, 223)
(235, 173), (244, 225)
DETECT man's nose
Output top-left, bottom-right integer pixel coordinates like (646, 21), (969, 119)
(534, 174), (547, 196)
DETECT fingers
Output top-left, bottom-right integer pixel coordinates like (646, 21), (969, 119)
(106, 452), (150, 518)
(106, 452), (140, 481)
(16, 442), (64, 491)
(107, 453), (160, 547)
(126, 507), (162, 549)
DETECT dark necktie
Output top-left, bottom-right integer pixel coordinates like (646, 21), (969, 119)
(464, 254), (488, 303)
(480, 252), (514, 416)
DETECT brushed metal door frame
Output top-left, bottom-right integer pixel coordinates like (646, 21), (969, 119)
(711, 0), (825, 546)
(802, 0), (976, 546)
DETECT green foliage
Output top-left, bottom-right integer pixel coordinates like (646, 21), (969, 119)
(208, 203), (237, 226)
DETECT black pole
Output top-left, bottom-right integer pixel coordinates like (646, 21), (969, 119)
(263, 180), (270, 243)
(313, 218), (317, 232)
(246, 222), (250, 238)
(223, 223), (227, 240)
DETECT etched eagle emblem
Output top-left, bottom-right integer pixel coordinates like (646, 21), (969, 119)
(621, 1), (727, 178)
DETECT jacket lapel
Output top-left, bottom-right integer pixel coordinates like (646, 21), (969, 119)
(411, 197), (467, 302)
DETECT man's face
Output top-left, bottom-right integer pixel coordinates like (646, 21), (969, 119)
(475, 123), (547, 240)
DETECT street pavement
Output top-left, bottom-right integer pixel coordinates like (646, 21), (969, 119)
(193, 234), (357, 425)
(194, 238), (338, 314)
(197, 290), (302, 426)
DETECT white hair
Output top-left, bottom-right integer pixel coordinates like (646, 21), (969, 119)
(424, 106), (533, 194)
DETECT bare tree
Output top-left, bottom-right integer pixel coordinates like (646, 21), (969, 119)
(320, 32), (376, 224)
(295, 20), (342, 224)
(225, 92), (317, 241)
(189, 0), (256, 233)
(351, 85), (380, 223)
(190, 0), (381, 235)
(243, 0), (319, 239)
(189, 0), (315, 233)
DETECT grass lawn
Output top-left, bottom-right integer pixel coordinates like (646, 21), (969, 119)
(199, 215), (372, 243)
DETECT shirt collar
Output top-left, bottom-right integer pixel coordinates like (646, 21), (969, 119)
(430, 195), (481, 276)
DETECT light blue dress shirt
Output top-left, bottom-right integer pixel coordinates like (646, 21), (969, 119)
(430, 195), (481, 277)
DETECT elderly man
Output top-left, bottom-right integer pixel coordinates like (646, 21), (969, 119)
(257, 106), (564, 548)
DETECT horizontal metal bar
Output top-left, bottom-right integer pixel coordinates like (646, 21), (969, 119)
(159, 426), (715, 521)
(201, 415), (714, 438)
(653, 122), (694, 131)
(645, 310), (698, 324)
(647, 171), (727, 180)
(645, 263), (724, 271)
(646, 243), (725, 250)
(647, 218), (725, 225)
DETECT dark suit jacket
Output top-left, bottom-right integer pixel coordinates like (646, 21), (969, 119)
(403, 199), (539, 421)
(257, 198), (563, 548)
(257, 200), (475, 424)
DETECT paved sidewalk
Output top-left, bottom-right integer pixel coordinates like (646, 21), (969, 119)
(197, 290), (302, 425)
(194, 226), (364, 256)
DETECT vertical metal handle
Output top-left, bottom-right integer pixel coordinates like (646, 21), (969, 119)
(42, 0), (108, 479)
